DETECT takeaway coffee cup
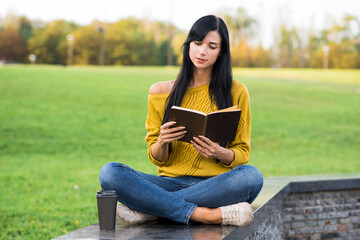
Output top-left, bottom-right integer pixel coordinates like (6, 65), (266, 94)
(96, 190), (118, 230)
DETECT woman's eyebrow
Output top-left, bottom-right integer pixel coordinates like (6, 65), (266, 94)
(209, 42), (220, 45)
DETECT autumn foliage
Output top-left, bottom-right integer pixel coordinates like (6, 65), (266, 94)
(0, 11), (359, 68)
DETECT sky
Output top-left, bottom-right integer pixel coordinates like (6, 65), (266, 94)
(1, 0), (359, 48)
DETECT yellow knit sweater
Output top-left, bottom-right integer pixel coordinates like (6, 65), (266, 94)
(145, 80), (251, 177)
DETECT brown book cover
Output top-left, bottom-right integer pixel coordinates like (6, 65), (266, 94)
(169, 105), (241, 143)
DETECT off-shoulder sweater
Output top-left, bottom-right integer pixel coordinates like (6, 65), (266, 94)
(145, 80), (251, 177)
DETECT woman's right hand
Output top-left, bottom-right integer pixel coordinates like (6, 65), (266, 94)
(158, 121), (186, 145)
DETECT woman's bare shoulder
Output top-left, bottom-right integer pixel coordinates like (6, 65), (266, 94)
(149, 80), (175, 95)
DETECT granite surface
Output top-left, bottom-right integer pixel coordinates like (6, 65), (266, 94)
(54, 219), (237, 240)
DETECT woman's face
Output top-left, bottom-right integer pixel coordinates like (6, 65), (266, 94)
(189, 30), (222, 70)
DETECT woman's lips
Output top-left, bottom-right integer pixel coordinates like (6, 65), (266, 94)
(196, 57), (207, 63)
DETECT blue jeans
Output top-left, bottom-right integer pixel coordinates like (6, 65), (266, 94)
(99, 162), (263, 224)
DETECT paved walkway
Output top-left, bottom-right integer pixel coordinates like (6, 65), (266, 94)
(252, 172), (360, 209)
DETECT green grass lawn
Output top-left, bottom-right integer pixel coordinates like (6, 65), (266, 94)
(1, 65), (359, 239)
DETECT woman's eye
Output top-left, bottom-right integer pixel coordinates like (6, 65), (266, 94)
(194, 41), (202, 45)
(209, 45), (217, 49)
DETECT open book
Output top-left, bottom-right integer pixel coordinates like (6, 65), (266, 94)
(169, 105), (241, 143)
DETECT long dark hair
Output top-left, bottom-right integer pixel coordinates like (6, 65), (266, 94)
(163, 15), (233, 148)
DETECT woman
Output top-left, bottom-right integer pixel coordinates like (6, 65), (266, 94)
(99, 15), (263, 226)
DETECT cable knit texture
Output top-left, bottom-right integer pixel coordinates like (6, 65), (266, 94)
(145, 80), (251, 177)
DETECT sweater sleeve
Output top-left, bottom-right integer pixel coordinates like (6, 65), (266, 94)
(145, 94), (168, 167)
(222, 82), (251, 168)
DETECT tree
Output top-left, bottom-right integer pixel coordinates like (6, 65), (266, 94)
(329, 15), (360, 68)
(18, 16), (32, 41)
(0, 28), (28, 62)
(72, 23), (102, 65)
(222, 8), (258, 46)
(219, 8), (259, 67)
(28, 20), (78, 64)
(306, 14), (360, 68)
(279, 25), (300, 68)
(105, 18), (157, 65)
(252, 45), (272, 67)
(2, 12), (359, 68)
(0, 15), (32, 63)
(156, 39), (177, 65)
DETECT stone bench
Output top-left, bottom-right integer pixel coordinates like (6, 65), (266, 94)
(54, 219), (238, 239)
(53, 174), (360, 240)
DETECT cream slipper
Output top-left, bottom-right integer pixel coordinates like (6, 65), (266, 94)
(220, 202), (254, 226)
(116, 204), (157, 224)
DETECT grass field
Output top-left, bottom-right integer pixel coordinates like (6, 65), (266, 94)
(1, 65), (359, 239)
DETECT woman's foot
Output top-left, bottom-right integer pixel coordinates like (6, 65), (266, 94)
(190, 202), (254, 226)
(116, 204), (157, 224)
(220, 202), (254, 226)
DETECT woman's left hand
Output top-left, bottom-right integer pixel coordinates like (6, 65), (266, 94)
(191, 136), (234, 165)
(191, 135), (222, 159)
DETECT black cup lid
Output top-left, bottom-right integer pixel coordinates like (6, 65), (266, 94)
(96, 190), (117, 197)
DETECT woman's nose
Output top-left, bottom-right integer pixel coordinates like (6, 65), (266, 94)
(199, 46), (206, 55)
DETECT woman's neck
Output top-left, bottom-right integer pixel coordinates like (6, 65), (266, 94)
(189, 67), (212, 88)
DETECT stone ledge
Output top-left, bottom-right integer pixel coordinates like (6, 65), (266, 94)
(54, 218), (238, 240)
(53, 173), (360, 240)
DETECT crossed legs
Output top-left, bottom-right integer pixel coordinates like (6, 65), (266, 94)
(99, 162), (263, 225)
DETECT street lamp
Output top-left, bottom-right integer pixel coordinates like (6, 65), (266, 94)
(97, 27), (105, 66)
(322, 45), (330, 70)
(67, 34), (75, 65)
(29, 54), (37, 64)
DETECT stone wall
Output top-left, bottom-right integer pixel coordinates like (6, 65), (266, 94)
(244, 209), (283, 239)
(224, 179), (360, 240)
(282, 189), (360, 240)
(225, 184), (289, 240)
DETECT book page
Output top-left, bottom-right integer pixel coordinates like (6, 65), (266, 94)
(209, 105), (238, 114)
(170, 106), (207, 116)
